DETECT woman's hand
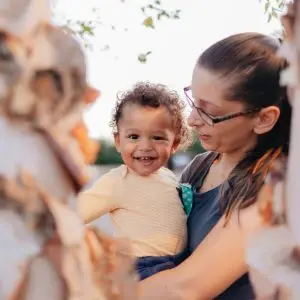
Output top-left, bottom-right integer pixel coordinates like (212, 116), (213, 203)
(137, 204), (262, 300)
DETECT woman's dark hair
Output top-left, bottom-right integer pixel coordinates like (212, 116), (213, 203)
(198, 32), (292, 222)
(110, 81), (192, 148)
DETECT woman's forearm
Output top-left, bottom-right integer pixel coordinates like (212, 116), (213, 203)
(137, 269), (188, 300)
(137, 208), (260, 300)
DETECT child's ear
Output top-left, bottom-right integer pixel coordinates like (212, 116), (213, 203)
(171, 138), (181, 154)
(114, 133), (121, 153)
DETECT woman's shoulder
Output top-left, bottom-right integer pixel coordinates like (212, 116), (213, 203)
(180, 151), (218, 184)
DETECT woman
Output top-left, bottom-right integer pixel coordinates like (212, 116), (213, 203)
(138, 32), (292, 299)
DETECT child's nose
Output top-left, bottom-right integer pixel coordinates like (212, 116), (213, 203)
(139, 138), (152, 151)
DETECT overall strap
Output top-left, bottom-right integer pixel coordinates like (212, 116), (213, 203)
(180, 152), (219, 187)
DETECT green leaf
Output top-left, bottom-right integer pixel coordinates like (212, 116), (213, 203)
(279, 1), (285, 9)
(138, 54), (147, 63)
(157, 11), (168, 20)
(268, 13), (272, 22)
(143, 16), (154, 28)
(138, 51), (152, 63)
(272, 10), (278, 18)
(80, 23), (95, 36)
(163, 11), (170, 18)
(155, 0), (161, 5)
(264, 1), (270, 13)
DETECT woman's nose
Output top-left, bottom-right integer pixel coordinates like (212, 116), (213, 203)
(187, 109), (204, 127)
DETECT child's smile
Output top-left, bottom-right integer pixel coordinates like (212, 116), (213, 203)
(114, 104), (177, 176)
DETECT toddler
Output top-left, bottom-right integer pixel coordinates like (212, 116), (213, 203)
(77, 82), (193, 279)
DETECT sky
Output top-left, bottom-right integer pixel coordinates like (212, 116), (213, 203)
(53, 0), (282, 140)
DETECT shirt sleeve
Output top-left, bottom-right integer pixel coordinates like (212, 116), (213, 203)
(77, 172), (118, 223)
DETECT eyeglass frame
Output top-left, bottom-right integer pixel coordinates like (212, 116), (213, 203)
(183, 86), (261, 126)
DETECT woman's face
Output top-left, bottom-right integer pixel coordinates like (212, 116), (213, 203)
(187, 66), (258, 154)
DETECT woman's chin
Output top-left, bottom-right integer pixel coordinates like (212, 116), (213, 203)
(200, 140), (215, 152)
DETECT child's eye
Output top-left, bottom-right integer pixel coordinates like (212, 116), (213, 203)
(128, 134), (139, 140)
(153, 136), (165, 141)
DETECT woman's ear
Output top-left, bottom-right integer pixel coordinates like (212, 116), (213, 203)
(253, 106), (280, 135)
(114, 133), (121, 153)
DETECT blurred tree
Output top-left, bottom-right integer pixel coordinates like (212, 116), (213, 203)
(59, 1), (291, 62)
(188, 133), (205, 156)
(95, 139), (123, 165)
(58, 0), (291, 63)
(59, 0), (181, 63)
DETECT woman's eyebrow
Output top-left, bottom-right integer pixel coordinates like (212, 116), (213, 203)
(196, 97), (222, 109)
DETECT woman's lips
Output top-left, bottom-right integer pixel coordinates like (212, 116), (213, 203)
(198, 134), (211, 141)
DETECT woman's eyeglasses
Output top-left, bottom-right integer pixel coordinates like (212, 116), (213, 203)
(183, 86), (261, 126)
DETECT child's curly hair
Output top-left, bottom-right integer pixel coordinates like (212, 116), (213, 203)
(110, 82), (192, 149)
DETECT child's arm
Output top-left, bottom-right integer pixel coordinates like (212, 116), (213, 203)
(77, 173), (117, 223)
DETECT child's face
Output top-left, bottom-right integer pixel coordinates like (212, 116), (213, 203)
(114, 104), (179, 176)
